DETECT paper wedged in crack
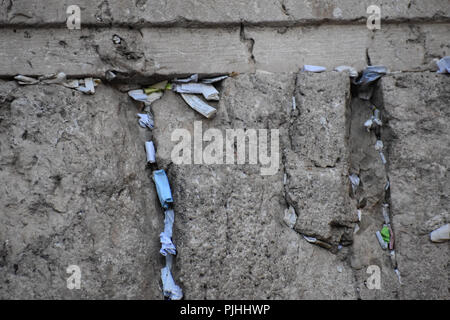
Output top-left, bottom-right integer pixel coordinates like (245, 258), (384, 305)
(174, 83), (219, 101)
(14, 75), (40, 85)
(161, 265), (183, 300)
(160, 209), (176, 256)
(137, 113), (154, 129)
(14, 73), (100, 94)
(180, 93), (217, 118)
(152, 169), (173, 209)
(145, 141), (156, 164)
(144, 81), (170, 94)
(302, 65), (326, 72)
(430, 224), (450, 242)
(201, 75), (229, 84)
(283, 206), (297, 229)
(334, 65), (358, 77)
(349, 174), (360, 193)
(75, 78), (95, 94)
(436, 56), (450, 74)
(173, 74), (198, 83)
(376, 231), (388, 249)
(355, 66), (387, 85)
(129, 89), (163, 105)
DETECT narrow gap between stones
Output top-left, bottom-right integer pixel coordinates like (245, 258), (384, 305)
(347, 71), (402, 298)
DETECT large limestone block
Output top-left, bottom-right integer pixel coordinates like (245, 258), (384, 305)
(1, 0), (448, 26)
(151, 72), (356, 299)
(0, 27), (251, 78)
(382, 73), (449, 299)
(286, 72), (357, 244)
(0, 81), (162, 299)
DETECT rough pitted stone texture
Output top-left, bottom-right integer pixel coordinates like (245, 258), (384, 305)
(0, 0), (288, 26)
(284, 0), (450, 22)
(285, 72), (357, 245)
(141, 28), (252, 76)
(348, 95), (386, 208)
(2, 22), (449, 78)
(0, 27), (251, 79)
(0, 28), (145, 78)
(247, 25), (368, 73)
(382, 73), (449, 300)
(0, 81), (163, 299)
(0, 0), (449, 301)
(151, 72), (357, 299)
(368, 23), (450, 72)
(247, 23), (450, 74)
(347, 91), (401, 300)
(0, 70), (448, 300)
(1, 0), (449, 26)
(291, 73), (350, 168)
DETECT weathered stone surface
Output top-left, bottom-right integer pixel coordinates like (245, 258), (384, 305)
(0, 0), (288, 26)
(151, 72), (357, 299)
(1, 22), (449, 78)
(285, 72), (356, 245)
(347, 90), (401, 300)
(0, 81), (163, 299)
(0, 68), (448, 300)
(351, 220), (400, 299)
(283, 0), (450, 23)
(368, 23), (450, 71)
(291, 73), (351, 168)
(247, 25), (368, 72)
(0, 27), (251, 78)
(247, 23), (450, 73)
(141, 28), (252, 76)
(382, 73), (449, 299)
(1, 0), (448, 27)
(348, 95), (387, 208)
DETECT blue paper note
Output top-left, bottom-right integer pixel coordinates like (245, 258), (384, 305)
(160, 209), (176, 256)
(153, 169), (173, 209)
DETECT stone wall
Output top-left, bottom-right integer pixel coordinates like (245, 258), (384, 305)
(0, 82), (162, 298)
(0, 1), (448, 299)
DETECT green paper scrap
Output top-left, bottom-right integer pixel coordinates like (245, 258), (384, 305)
(144, 80), (170, 94)
(380, 226), (390, 243)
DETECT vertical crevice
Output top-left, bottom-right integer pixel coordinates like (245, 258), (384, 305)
(279, 0), (292, 18)
(365, 48), (372, 66)
(239, 23), (256, 70)
(347, 76), (402, 299)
